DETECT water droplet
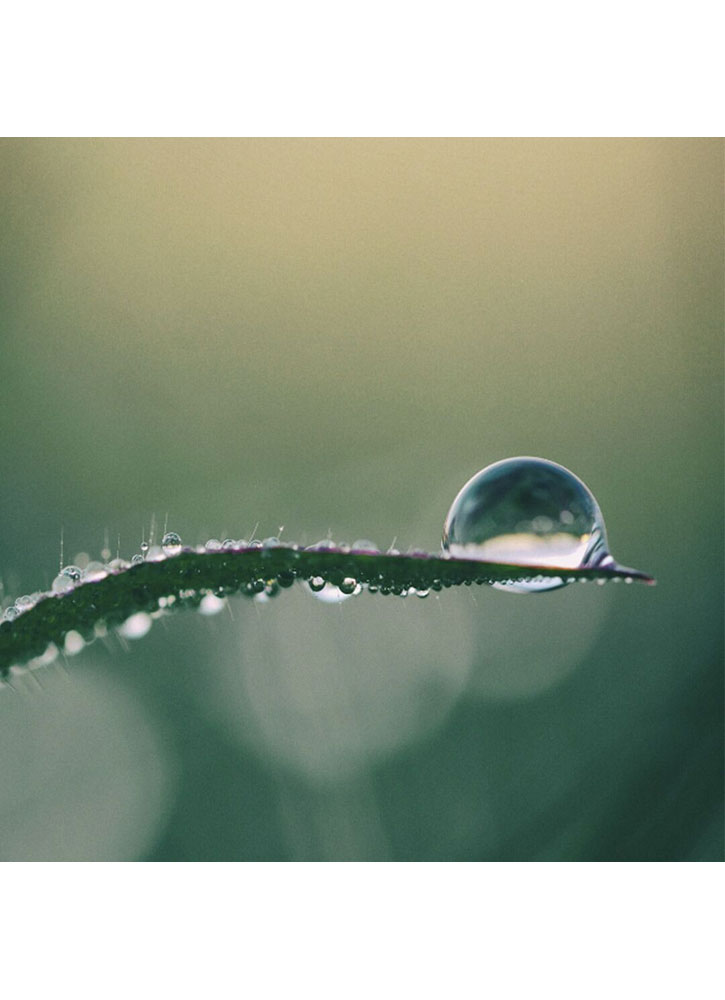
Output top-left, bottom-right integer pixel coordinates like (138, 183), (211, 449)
(221, 538), (236, 550)
(308, 576), (326, 592)
(82, 561), (109, 582)
(306, 539), (337, 551)
(415, 588), (430, 598)
(52, 573), (76, 594)
(131, 554), (145, 566)
(32, 643), (59, 667)
(199, 594), (226, 616)
(145, 545), (166, 562)
(108, 557), (130, 572)
(205, 538), (222, 551)
(352, 539), (379, 552)
(118, 612), (153, 639)
(262, 536), (281, 549)
(140, 541), (149, 555)
(442, 457), (612, 594)
(162, 531), (182, 555)
(64, 630), (85, 655)
(304, 580), (354, 604)
(60, 564), (83, 582)
(2, 605), (19, 622)
(14, 594), (37, 612)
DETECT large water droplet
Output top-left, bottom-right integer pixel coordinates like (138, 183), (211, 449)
(162, 531), (182, 555)
(442, 457), (614, 594)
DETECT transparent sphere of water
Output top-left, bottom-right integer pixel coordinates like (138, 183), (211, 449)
(442, 457), (612, 594)
(161, 531), (182, 556)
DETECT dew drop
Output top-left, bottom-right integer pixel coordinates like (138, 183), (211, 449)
(338, 577), (358, 596)
(82, 561), (109, 582)
(351, 539), (379, 553)
(221, 538), (236, 550)
(32, 643), (59, 667)
(205, 538), (222, 551)
(2, 605), (19, 622)
(145, 545), (166, 562)
(199, 594), (226, 616)
(305, 540), (335, 559)
(162, 531), (182, 555)
(442, 457), (615, 595)
(118, 612), (153, 639)
(304, 580), (354, 604)
(140, 541), (149, 555)
(52, 573), (76, 594)
(131, 554), (145, 566)
(308, 576), (326, 592)
(14, 594), (37, 612)
(60, 564), (83, 582)
(64, 630), (85, 655)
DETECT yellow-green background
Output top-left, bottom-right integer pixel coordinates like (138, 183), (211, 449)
(0, 139), (722, 860)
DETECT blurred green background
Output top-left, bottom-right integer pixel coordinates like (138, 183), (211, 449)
(0, 138), (722, 861)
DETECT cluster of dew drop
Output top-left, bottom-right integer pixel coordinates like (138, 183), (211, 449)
(0, 531), (442, 682)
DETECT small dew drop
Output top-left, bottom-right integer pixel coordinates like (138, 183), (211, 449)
(140, 541), (149, 555)
(338, 577), (358, 596)
(82, 561), (109, 582)
(304, 580), (353, 604)
(14, 594), (37, 612)
(308, 576), (326, 592)
(118, 612), (153, 639)
(2, 605), (19, 622)
(306, 539), (337, 551)
(131, 554), (145, 565)
(162, 531), (182, 555)
(199, 594), (226, 616)
(205, 539), (222, 551)
(221, 538), (236, 550)
(145, 545), (166, 562)
(64, 630), (85, 655)
(32, 643), (59, 667)
(352, 539), (379, 553)
(60, 564), (83, 582)
(52, 574), (76, 594)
